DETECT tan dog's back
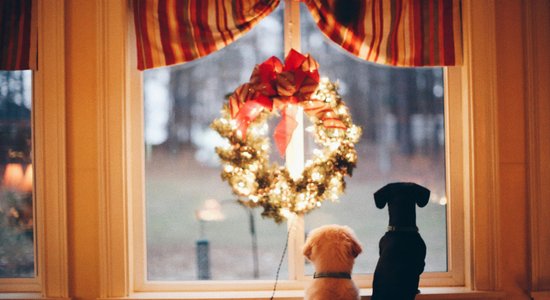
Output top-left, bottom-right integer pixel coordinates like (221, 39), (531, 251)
(305, 278), (360, 300)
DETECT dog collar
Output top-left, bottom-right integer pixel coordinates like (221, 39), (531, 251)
(387, 225), (418, 232)
(313, 272), (352, 279)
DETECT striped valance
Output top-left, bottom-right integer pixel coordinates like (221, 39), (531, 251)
(133, 0), (462, 70)
(304, 0), (462, 66)
(133, 0), (280, 70)
(0, 0), (36, 70)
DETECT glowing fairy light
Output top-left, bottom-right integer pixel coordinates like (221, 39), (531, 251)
(281, 208), (296, 221)
(313, 149), (324, 158)
(311, 171), (322, 181)
(295, 201), (307, 211)
(337, 106), (348, 115)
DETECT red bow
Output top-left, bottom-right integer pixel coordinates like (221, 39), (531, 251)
(229, 49), (345, 156)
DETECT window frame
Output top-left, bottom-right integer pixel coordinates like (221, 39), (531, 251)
(130, 0), (463, 292)
(0, 0), (68, 297)
(0, 69), (40, 292)
(98, 0), (501, 298)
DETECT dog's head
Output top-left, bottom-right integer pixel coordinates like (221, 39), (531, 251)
(303, 225), (362, 272)
(374, 182), (430, 209)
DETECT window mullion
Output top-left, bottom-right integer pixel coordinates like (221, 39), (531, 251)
(283, 0), (306, 281)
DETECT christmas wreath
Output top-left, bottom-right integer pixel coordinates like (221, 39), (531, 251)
(211, 49), (361, 223)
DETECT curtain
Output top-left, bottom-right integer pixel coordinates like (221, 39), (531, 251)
(133, 0), (281, 70)
(133, 0), (462, 70)
(304, 0), (462, 66)
(0, 0), (36, 70)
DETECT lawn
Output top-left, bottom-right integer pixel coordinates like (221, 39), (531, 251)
(145, 144), (447, 281)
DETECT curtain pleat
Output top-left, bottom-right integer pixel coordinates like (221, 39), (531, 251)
(133, 0), (281, 70)
(304, 0), (461, 67)
(0, 0), (36, 70)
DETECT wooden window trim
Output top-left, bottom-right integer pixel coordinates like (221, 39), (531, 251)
(0, 0), (69, 297)
(97, 0), (501, 298)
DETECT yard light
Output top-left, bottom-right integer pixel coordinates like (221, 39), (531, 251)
(195, 198), (225, 280)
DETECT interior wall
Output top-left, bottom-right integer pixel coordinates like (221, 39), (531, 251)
(494, 1), (529, 299)
(65, 0), (101, 299)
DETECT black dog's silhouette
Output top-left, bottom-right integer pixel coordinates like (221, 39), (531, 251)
(372, 182), (430, 300)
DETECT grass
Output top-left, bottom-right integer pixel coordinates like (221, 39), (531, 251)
(145, 145), (447, 281)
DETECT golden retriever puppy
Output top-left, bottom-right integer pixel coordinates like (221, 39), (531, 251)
(303, 224), (363, 300)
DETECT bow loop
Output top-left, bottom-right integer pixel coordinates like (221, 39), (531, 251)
(229, 83), (255, 118)
(283, 49), (308, 72)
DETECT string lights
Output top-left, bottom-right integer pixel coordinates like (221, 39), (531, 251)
(211, 78), (361, 223)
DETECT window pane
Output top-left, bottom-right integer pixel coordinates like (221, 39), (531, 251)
(143, 7), (289, 281)
(0, 70), (34, 278)
(300, 5), (447, 274)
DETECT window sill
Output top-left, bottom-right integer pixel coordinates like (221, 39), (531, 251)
(531, 291), (550, 300)
(101, 287), (505, 300)
(0, 293), (70, 300)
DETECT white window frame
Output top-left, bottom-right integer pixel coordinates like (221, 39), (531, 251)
(0, 0), (68, 298)
(98, 0), (502, 298)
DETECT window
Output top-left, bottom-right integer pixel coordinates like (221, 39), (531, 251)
(97, 0), (509, 298)
(142, 6), (287, 281)
(134, 1), (461, 291)
(0, 2), (68, 295)
(0, 70), (34, 279)
(299, 5), (447, 275)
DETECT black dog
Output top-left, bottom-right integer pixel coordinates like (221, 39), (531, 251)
(371, 182), (430, 300)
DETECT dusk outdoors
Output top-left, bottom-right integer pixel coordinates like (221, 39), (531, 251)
(142, 3), (446, 281)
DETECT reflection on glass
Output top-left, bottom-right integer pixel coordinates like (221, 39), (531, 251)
(144, 7), (288, 281)
(0, 70), (34, 278)
(299, 4), (448, 273)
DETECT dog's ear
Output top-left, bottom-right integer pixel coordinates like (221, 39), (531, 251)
(342, 226), (362, 258)
(303, 240), (313, 260)
(350, 238), (362, 258)
(374, 183), (394, 209)
(413, 183), (431, 207)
